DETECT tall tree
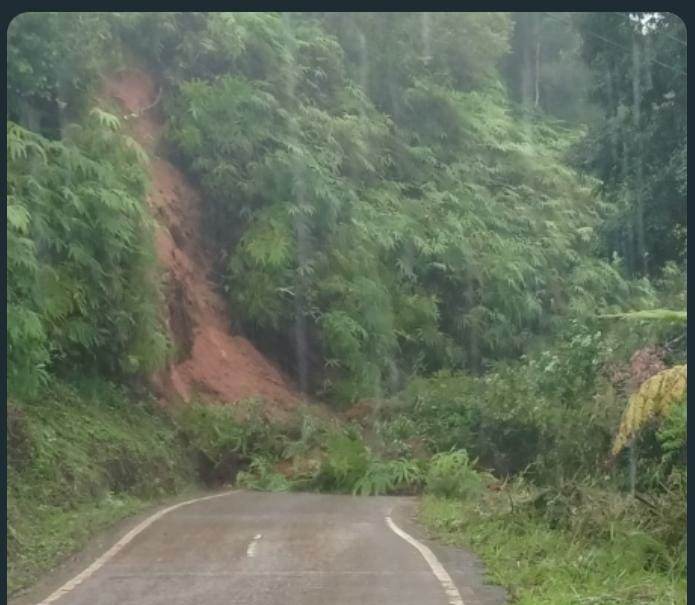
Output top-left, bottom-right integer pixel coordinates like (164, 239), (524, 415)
(502, 13), (597, 123)
(575, 12), (686, 276)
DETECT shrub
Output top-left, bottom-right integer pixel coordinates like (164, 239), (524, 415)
(281, 406), (336, 459)
(352, 458), (425, 496)
(374, 414), (421, 458)
(313, 431), (369, 492)
(8, 115), (168, 396)
(425, 450), (484, 500)
(174, 400), (286, 484)
(657, 402), (687, 470)
(236, 456), (296, 492)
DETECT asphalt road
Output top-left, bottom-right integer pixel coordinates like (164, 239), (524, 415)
(22, 491), (506, 605)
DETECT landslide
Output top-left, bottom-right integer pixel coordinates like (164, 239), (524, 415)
(103, 69), (300, 408)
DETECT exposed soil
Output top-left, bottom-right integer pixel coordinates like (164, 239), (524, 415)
(103, 69), (300, 409)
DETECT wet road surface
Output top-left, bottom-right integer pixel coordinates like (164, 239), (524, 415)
(25, 491), (506, 605)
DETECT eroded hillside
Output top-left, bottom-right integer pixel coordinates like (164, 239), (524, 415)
(104, 69), (300, 407)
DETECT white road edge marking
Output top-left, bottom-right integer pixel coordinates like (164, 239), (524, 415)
(35, 490), (236, 605)
(246, 533), (263, 558)
(385, 515), (465, 605)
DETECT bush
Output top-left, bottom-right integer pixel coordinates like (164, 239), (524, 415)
(352, 458), (425, 496)
(425, 450), (484, 500)
(281, 406), (336, 459)
(655, 398), (687, 475)
(174, 400), (287, 485)
(236, 456), (296, 492)
(384, 320), (658, 483)
(313, 431), (370, 492)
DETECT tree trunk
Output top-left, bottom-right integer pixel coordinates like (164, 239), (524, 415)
(534, 39), (541, 108)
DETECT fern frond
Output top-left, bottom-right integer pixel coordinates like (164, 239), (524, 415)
(599, 309), (687, 323)
(7, 204), (31, 234)
(90, 107), (121, 131)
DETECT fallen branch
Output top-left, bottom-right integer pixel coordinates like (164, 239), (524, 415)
(634, 492), (658, 510)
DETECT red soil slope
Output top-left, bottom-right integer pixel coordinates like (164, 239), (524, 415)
(103, 70), (300, 407)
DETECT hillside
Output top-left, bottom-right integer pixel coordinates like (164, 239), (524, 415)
(103, 69), (300, 407)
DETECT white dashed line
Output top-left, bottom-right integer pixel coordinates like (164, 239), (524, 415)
(35, 490), (236, 605)
(246, 534), (263, 558)
(385, 515), (465, 605)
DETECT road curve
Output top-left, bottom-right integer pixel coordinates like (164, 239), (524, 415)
(27, 491), (506, 605)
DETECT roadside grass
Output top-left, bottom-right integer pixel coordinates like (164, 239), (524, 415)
(7, 380), (196, 597)
(419, 491), (686, 605)
(8, 493), (146, 595)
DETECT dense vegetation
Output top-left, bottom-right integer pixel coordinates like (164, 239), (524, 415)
(576, 13), (687, 277)
(8, 115), (168, 397)
(7, 11), (686, 604)
(159, 13), (665, 401)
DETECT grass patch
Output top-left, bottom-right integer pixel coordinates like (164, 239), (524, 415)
(419, 490), (686, 605)
(8, 493), (146, 595)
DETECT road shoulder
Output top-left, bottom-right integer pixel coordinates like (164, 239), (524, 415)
(389, 498), (507, 605)
(8, 487), (233, 605)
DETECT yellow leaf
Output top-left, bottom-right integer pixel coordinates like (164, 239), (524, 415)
(611, 364), (687, 456)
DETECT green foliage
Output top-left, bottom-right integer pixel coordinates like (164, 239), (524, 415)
(657, 404), (686, 467)
(157, 13), (649, 402)
(172, 400), (346, 490)
(280, 406), (336, 459)
(321, 13), (511, 115)
(314, 432), (370, 492)
(7, 116), (168, 396)
(373, 414), (420, 458)
(7, 379), (195, 595)
(382, 320), (648, 482)
(380, 304), (686, 489)
(420, 490), (686, 604)
(425, 450), (484, 500)
(174, 400), (287, 468)
(352, 458), (424, 496)
(236, 456), (296, 492)
(7, 13), (119, 132)
(226, 408), (428, 496)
